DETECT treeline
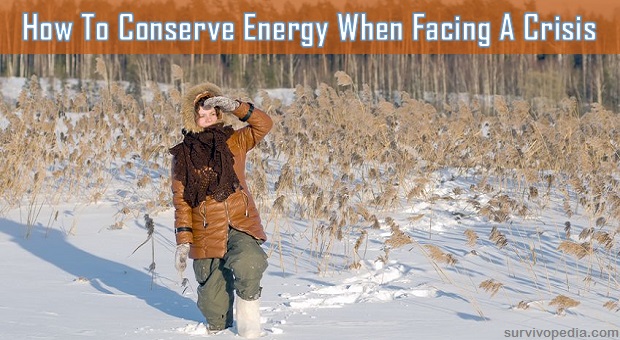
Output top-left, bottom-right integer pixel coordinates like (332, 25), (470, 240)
(0, 54), (618, 111)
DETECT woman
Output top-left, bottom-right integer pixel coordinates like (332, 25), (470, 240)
(169, 82), (272, 338)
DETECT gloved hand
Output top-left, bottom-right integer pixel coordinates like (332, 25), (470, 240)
(203, 96), (240, 112)
(175, 243), (190, 274)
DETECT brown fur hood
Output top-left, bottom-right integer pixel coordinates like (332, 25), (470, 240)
(181, 82), (224, 133)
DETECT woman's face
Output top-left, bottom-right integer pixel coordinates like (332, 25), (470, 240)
(195, 106), (218, 128)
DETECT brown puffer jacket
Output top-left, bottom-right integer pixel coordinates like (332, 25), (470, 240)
(171, 83), (273, 259)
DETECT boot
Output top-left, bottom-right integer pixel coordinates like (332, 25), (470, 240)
(236, 297), (261, 338)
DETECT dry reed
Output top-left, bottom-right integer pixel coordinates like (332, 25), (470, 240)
(557, 240), (593, 259)
(3, 69), (620, 302)
(464, 229), (479, 247)
(603, 300), (619, 312)
(425, 244), (458, 266)
(384, 217), (413, 249)
(549, 295), (580, 315)
(490, 226), (508, 249)
(479, 279), (504, 297)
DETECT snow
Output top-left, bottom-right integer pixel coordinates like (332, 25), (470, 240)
(3, 176), (619, 340)
(1, 78), (619, 340)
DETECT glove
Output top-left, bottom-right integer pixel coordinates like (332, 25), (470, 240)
(175, 243), (190, 274)
(203, 96), (240, 112)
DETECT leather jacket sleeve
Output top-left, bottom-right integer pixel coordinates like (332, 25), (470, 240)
(230, 102), (273, 152)
(171, 157), (194, 245)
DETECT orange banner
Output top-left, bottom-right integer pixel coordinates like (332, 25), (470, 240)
(2, 0), (619, 54)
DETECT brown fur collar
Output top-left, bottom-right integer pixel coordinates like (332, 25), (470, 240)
(181, 82), (223, 133)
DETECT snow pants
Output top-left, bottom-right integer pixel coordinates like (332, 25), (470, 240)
(192, 228), (268, 330)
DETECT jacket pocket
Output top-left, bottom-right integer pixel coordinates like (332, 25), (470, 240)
(225, 190), (250, 227)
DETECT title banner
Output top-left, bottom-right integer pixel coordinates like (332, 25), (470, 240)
(2, 0), (619, 54)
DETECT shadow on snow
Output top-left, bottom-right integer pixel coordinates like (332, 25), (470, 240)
(0, 218), (202, 322)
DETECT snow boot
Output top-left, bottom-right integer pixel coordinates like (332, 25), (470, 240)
(236, 297), (261, 338)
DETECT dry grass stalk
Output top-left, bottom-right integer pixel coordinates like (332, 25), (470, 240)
(350, 229), (368, 270)
(406, 178), (429, 201)
(408, 213), (425, 224)
(355, 203), (372, 222)
(377, 248), (390, 264)
(353, 230), (367, 254)
(516, 300), (530, 310)
(564, 221), (572, 239)
(371, 215), (381, 229)
(272, 195), (286, 214)
(384, 218), (413, 249)
(578, 227), (594, 240)
(334, 71), (353, 87)
(171, 64), (184, 81)
(479, 279), (504, 297)
(557, 240), (593, 259)
(603, 300), (619, 312)
(549, 295), (580, 315)
(562, 194), (573, 218)
(489, 226), (508, 249)
(464, 229), (479, 247)
(274, 163), (294, 192)
(95, 57), (108, 82)
(425, 244), (458, 266)
(593, 231), (615, 251)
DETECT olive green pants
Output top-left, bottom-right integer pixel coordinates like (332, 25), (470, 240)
(192, 228), (268, 330)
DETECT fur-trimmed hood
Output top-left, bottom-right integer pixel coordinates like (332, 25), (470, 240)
(181, 82), (223, 133)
